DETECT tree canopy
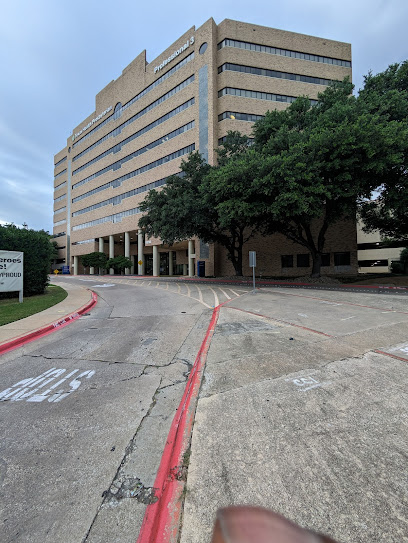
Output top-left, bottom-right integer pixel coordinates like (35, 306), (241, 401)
(139, 150), (257, 276)
(81, 252), (108, 271)
(138, 63), (408, 277)
(106, 255), (132, 273)
(358, 61), (408, 243)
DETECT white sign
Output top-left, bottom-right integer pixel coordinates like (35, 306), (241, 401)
(0, 250), (23, 294)
(72, 106), (113, 141)
(154, 36), (194, 74)
(0, 367), (95, 403)
(249, 251), (256, 268)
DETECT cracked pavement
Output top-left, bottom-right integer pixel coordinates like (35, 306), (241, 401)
(180, 287), (408, 543)
(0, 279), (211, 543)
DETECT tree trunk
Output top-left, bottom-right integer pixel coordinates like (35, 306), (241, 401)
(235, 248), (243, 276)
(311, 252), (322, 278)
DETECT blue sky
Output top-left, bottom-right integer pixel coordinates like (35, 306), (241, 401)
(1, 0), (407, 233)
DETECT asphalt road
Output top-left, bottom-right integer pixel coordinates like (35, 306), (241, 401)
(1, 278), (407, 542)
(0, 278), (250, 543)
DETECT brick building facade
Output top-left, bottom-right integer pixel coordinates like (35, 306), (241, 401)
(53, 18), (356, 277)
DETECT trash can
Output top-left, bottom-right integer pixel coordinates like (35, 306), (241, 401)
(197, 260), (205, 277)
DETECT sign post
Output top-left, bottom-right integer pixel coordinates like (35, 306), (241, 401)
(249, 251), (256, 293)
(0, 250), (24, 303)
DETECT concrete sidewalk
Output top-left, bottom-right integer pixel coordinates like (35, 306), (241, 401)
(180, 287), (408, 543)
(0, 279), (94, 349)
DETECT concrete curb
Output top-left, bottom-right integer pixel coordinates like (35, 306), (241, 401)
(0, 291), (98, 356)
(137, 300), (229, 543)
(62, 274), (408, 294)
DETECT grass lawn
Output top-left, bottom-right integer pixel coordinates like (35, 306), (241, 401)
(0, 285), (68, 326)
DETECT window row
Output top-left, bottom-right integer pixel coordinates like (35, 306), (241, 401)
(218, 63), (335, 86)
(54, 156), (67, 168)
(52, 231), (66, 238)
(73, 52), (195, 149)
(54, 207), (66, 215)
(218, 87), (318, 105)
(54, 169), (67, 180)
(54, 219), (67, 226)
(72, 77), (195, 163)
(358, 259), (389, 267)
(73, 144), (195, 199)
(281, 252), (351, 268)
(218, 38), (351, 68)
(72, 239), (95, 245)
(357, 240), (407, 250)
(219, 111), (264, 123)
(72, 174), (179, 216)
(72, 98), (195, 175)
(73, 121), (194, 189)
(54, 193), (66, 203)
(218, 136), (254, 145)
(55, 181), (67, 190)
(72, 206), (141, 231)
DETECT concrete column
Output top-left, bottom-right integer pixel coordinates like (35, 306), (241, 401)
(109, 235), (115, 275)
(90, 267), (95, 275)
(124, 232), (130, 275)
(131, 255), (135, 275)
(153, 245), (159, 277)
(73, 256), (78, 276)
(168, 250), (174, 276)
(138, 229), (145, 275)
(183, 263), (187, 276)
(98, 237), (104, 274)
(188, 240), (195, 277)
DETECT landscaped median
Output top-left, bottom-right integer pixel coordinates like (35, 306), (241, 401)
(0, 285), (68, 326)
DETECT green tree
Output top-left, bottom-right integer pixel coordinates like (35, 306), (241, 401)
(400, 247), (408, 274)
(0, 224), (57, 296)
(106, 255), (132, 274)
(358, 61), (408, 243)
(247, 80), (406, 276)
(80, 252), (108, 273)
(139, 149), (257, 276)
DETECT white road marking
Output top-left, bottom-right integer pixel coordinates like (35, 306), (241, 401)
(209, 287), (219, 307)
(0, 368), (96, 403)
(318, 301), (342, 306)
(298, 313), (308, 318)
(341, 316), (356, 320)
(91, 284), (115, 288)
(195, 285), (204, 304)
(228, 288), (240, 297)
(218, 287), (231, 300)
(286, 375), (331, 392)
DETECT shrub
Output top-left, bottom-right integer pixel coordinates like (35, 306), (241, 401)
(0, 224), (57, 296)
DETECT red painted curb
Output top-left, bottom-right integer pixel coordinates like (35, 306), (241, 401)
(374, 349), (408, 362)
(0, 291), (98, 356)
(137, 301), (228, 543)
(226, 306), (334, 337)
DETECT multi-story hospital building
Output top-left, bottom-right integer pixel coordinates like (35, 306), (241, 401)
(53, 18), (356, 277)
